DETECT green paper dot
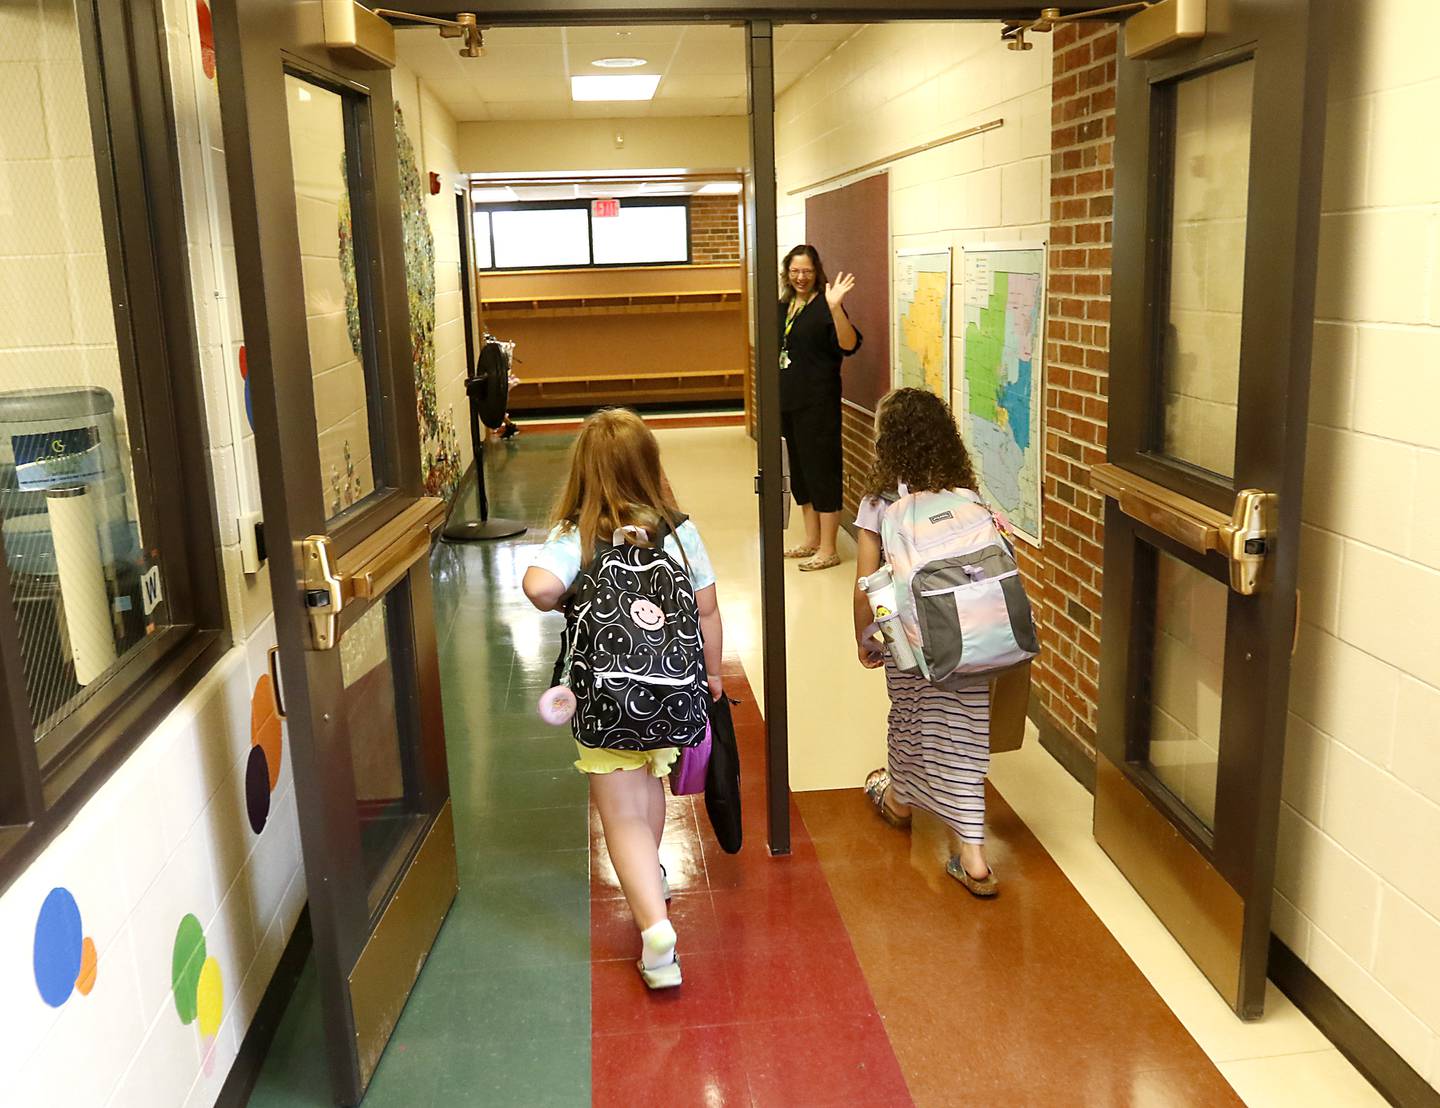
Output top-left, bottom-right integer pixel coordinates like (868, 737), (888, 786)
(171, 914), (206, 1024)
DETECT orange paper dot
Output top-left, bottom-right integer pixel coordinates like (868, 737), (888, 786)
(250, 675), (283, 791)
(74, 936), (97, 996)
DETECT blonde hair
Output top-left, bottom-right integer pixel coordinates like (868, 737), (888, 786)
(552, 408), (683, 560)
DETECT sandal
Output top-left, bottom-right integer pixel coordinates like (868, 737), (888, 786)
(946, 856), (998, 898)
(863, 769), (912, 830)
(784, 545), (818, 559)
(798, 554), (842, 572)
(638, 953), (681, 989)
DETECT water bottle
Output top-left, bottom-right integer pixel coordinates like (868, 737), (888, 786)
(858, 564), (920, 672)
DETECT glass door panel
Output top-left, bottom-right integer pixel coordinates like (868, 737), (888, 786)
(1157, 60), (1255, 479)
(338, 583), (426, 907)
(284, 75), (386, 523)
(1139, 547), (1228, 831)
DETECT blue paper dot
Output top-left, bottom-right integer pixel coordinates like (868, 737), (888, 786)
(34, 887), (83, 1007)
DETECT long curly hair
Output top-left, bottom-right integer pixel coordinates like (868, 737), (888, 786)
(864, 388), (977, 497)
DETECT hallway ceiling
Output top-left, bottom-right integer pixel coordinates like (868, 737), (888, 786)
(394, 24), (858, 121)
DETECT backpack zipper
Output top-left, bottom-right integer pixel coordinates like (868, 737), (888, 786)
(918, 568), (1020, 596)
(593, 671), (700, 687)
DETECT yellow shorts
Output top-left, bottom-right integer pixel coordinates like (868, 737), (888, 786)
(573, 742), (679, 778)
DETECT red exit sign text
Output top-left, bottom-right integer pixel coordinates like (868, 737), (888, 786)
(592, 198), (621, 218)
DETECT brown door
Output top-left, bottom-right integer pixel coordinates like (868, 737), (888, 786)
(1094, 0), (1331, 1019)
(213, 4), (456, 1102)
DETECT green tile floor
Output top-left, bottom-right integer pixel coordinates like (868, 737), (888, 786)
(248, 432), (593, 1108)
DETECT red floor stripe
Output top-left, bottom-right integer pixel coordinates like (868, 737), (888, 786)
(589, 663), (914, 1108)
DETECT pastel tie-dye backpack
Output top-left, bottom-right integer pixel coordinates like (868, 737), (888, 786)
(880, 489), (1040, 689)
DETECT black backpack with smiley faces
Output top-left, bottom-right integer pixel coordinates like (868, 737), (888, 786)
(554, 516), (709, 751)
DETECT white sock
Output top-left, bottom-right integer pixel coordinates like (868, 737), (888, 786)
(640, 920), (677, 970)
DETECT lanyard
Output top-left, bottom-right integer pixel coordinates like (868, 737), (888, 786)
(783, 296), (808, 346)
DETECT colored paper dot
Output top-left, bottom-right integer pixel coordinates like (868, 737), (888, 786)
(196, 1), (216, 80)
(171, 914), (206, 1025)
(245, 744), (271, 834)
(196, 957), (224, 1038)
(34, 888), (83, 1008)
(239, 345), (253, 431)
(251, 674), (283, 791)
(75, 936), (98, 996)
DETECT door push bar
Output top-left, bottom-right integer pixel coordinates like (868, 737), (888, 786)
(301, 497), (447, 649)
(1089, 463), (1272, 595)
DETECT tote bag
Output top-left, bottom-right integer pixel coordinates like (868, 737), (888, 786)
(703, 695), (743, 854)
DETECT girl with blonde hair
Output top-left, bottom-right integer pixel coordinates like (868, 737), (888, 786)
(523, 409), (724, 987)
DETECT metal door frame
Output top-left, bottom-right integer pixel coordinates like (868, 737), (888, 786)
(213, 3), (457, 1101)
(1096, 0), (1330, 1019)
(370, 0), (1101, 858)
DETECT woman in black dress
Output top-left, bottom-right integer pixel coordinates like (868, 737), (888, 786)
(779, 244), (862, 572)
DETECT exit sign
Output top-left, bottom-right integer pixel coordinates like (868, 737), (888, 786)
(592, 197), (621, 218)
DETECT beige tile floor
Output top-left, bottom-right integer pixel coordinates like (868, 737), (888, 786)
(659, 423), (889, 790)
(659, 423), (1388, 1106)
(988, 740), (1386, 1106)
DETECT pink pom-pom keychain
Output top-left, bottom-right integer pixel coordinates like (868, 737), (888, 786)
(538, 684), (576, 726)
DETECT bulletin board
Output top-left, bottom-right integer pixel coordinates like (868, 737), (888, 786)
(802, 172), (890, 413)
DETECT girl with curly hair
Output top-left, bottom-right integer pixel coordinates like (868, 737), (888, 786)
(852, 388), (998, 896)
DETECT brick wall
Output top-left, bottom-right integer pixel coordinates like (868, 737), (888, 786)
(841, 404), (876, 519)
(1021, 20), (1116, 759)
(690, 195), (741, 263)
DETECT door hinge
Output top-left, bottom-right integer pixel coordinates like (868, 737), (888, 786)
(301, 534), (343, 650)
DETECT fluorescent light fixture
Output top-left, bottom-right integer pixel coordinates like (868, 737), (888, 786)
(570, 74), (661, 102)
(471, 186), (518, 202)
(591, 57), (648, 68)
(697, 181), (743, 195)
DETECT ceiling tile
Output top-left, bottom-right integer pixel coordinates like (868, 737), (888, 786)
(644, 97), (746, 117)
(469, 76), (572, 103)
(482, 27), (565, 47)
(667, 42), (747, 77)
(482, 101), (574, 121)
(568, 101), (652, 119)
(568, 48), (672, 75)
(562, 25), (687, 46)
(658, 74), (747, 100)
(467, 44), (566, 75)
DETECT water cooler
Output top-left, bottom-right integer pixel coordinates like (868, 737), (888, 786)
(0, 387), (147, 728)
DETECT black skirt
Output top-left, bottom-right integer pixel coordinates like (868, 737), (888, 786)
(782, 402), (843, 513)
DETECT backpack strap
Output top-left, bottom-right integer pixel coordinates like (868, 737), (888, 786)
(565, 512), (693, 607)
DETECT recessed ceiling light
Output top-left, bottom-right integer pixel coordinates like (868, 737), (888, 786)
(697, 181), (743, 195)
(591, 57), (648, 69)
(471, 186), (518, 202)
(570, 75), (661, 102)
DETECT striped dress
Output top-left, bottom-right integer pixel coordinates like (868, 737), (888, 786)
(859, 493), (992, 845)
(883, 662), (991, 843)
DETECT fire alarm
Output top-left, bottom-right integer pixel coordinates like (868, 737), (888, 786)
(428, 172), (441, 195)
